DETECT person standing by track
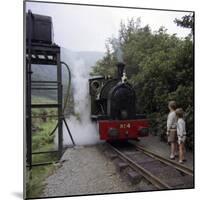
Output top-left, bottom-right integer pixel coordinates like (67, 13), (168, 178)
(166, 101), (178, 159)
(176, 108), (187, 163)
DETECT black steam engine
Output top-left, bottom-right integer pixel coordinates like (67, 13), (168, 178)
(89, 63), (149, 140)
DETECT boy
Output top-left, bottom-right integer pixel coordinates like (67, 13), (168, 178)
(167, 101), (178, 159)
(176, 108), (187, 163)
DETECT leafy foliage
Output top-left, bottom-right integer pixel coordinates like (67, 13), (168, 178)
(174, 14), (194, 34)
(92, 17), (194, 149)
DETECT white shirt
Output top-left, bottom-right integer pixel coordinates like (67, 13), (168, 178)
(177, 118), (187, 137)
(167, 111), (177, 131)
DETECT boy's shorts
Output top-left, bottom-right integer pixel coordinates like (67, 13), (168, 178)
(167, 129), (177, 143)
(178, 136), (186, 145)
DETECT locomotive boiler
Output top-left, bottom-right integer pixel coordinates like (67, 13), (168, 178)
(89, 62), (149, 141)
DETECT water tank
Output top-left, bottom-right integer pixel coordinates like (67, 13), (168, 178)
(26, 10), (53, 44)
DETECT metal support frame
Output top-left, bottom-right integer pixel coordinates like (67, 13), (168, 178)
(26, 11), (75, 169)
(57, 51), (63, 159)
(26, 43), (64, 169)
(26, 10), (33, 168)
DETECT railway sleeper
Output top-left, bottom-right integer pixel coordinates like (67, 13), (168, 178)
(115, 161), (128, 172)
(139, 160), (166, 169)
(127, 170), (143, 185)
(147, 165), (184, 179)
(165, 175), (194, 188)
(113, 158), (144, 186)
(127, 154), (154, 164)
(104, 150), (118, 160)
(134, 182), (157, 192)
(121, 150), (141, 156)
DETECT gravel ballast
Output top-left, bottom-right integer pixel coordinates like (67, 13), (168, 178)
(131, 134), (193, 169)
(42, 145), (134, 197)
(42, 135), (193, 198)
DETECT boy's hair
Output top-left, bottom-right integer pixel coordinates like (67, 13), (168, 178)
(168, 101), (177, 110)
(176, 108), (184, 118)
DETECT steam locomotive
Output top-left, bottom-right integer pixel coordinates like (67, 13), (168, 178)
(89, 62), (149, 141)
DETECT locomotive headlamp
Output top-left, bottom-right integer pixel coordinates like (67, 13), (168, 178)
(108, 128), (119, 137)
(121, 110), (128, 119)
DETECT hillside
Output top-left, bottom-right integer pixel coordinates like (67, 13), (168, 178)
(31, 48), (104, 99)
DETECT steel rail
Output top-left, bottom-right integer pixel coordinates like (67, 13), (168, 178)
(135, 144), (193, 177)
(107, 143), (172, 190)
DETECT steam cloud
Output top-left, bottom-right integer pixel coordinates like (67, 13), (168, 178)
(54, 51), (101, 147)
(111, 38), (124, 63)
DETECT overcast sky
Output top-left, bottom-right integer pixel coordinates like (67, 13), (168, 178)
(26, 2), (192, 52)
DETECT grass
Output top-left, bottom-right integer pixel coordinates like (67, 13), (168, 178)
(32, 95), (56, 104)
(26, 96), (61, 198)
(26, 165), (57, 198)
(32, 120), (57, 151)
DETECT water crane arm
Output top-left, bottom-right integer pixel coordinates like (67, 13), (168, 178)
(61, 61), (71, 114)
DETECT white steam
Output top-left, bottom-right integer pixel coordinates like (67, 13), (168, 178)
(54, 52), (101, 147)
(63, 58), (101, 146)
(111, 38), (124, 63)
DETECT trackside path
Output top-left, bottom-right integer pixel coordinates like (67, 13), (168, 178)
(42, 145), (134, 197)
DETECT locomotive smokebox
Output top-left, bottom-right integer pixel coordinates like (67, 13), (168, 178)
(116, 62), (125, 79)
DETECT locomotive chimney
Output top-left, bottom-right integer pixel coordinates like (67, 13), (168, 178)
(116, 62), (125, 80)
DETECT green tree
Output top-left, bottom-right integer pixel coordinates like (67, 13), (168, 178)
(91, 17), (194, 149)
(174, 13), (194, 34)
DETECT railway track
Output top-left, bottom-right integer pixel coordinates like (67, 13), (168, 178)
(105, 142), (194, 191)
